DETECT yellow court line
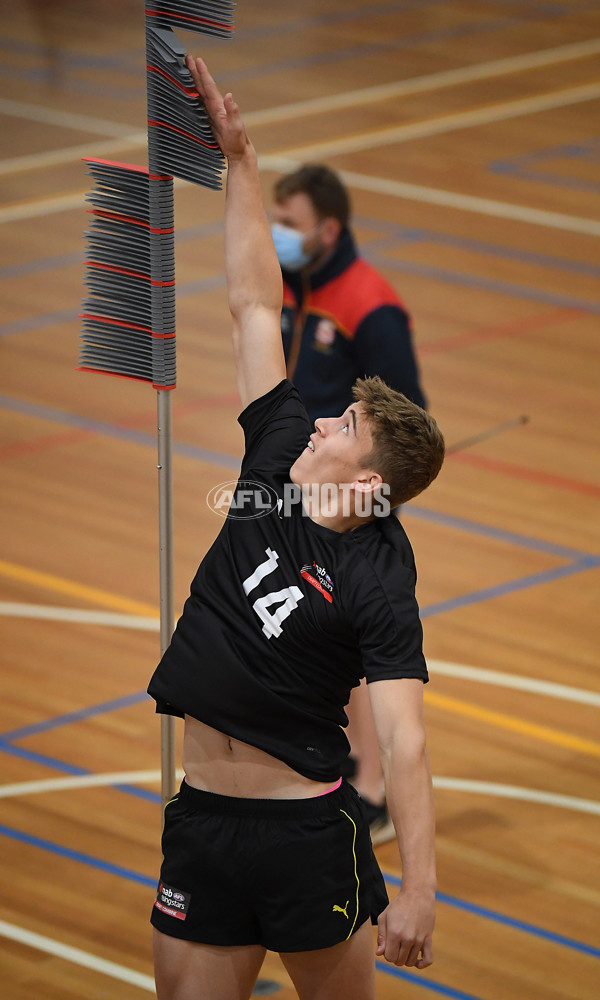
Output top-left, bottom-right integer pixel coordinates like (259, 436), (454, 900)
(2, 558), (598, 757)
(426, 691), (600, 758)
(0, 560), (157, 618)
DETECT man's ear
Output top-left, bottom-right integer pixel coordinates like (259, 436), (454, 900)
(351, 471), (383, 494)
(321, 216), (342, 248)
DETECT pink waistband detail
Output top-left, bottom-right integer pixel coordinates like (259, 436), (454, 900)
(315, 776), (342, 797)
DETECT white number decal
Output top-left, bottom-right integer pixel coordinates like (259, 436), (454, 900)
(242, 549), (304, 639)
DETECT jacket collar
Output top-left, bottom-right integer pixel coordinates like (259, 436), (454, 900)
(282, 228), (357, 302)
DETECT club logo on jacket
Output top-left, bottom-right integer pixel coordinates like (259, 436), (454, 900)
(300, 561), (334, 603)
(313, 318), (336, 350)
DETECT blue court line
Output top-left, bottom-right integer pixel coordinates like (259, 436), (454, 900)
(2, 247), (597, 339)
(367, 253), (600, 315)
(0, 3), (580, 104)
(0, 65), (145, 101)
(0, 274), (227, 339)
(0, 742), (159, 803)
(1, 559), (597, 746)
(3, 214), (597, 288)
(375, 964), (485, 1000)
(0, 221), (225, 283)
(492, 166), (600, 195)
(490, 139), (600, 195)
(223, 14), (534, 84)
(1, 820), (597, 964)
(404, 505), (592, 562)
(0, 742), (90, 774)
(1, 391), (598, 557)
(0, 557), (593, 745)
(0, 823), (155, 887)
(385, 873), (600, 959)
(356, 216), (600, 280)
(0, 691), (149, 743)
(420, 557), (600, 619)
(0, 392), (239, 469)
(0, 9), (520, 95)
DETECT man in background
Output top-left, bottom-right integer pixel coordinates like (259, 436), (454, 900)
(271, 163), (426, 424)
(271, 164), (428, 843)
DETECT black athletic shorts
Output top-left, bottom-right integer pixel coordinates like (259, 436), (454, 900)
(150, 778), (389, 952)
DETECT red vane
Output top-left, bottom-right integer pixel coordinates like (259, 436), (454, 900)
(148, 119), (220, 149)
(77, 366), (176, 390)
(147, 64), (199, 97)
(87, 208), (174, 234)
(145, 9), (232, 31)
(85, 260), (175, 286)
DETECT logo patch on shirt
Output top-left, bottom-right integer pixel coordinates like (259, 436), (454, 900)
(300, 562), (334, 603)
(153, 881), (191, 921)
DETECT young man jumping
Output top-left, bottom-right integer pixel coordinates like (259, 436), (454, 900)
(148, 55), (444, 1000)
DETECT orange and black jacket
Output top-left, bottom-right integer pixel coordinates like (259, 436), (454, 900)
(281, 229), (426, 426)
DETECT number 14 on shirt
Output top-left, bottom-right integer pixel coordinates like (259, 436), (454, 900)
(242, 547), (304, 639)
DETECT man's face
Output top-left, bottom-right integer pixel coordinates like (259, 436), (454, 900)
(290, 402), (380, 496)
(272, 192), (340, 269)
(272, 191), (321, 251)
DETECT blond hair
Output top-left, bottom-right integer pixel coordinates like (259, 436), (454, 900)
(353, 377), (445, 506)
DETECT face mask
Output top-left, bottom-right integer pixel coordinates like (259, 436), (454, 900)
(270, 222), (313, 271)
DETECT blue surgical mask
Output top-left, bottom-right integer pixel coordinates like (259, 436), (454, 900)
(270, 222), (313, 271)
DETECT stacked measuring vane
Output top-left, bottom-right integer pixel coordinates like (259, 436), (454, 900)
(78, 0), (234, 385)
(145, 0), (235, 39)
(79, 159), (175, 388)
(146, 24), (226, 188)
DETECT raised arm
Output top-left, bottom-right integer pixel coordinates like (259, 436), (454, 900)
(368, 677), (436, 969)
(186, 56), (286, 408)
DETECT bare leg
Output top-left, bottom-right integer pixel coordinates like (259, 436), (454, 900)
(153, 928), (266, 1000)
(346, 679), (384, 804)
(279, 920), (376, 1000)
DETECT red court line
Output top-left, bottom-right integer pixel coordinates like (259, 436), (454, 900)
(0, 428), (92, 460)
(419, 306), (584, 355)
(449, 451), (600, 498)
(2, 391), (597, 498)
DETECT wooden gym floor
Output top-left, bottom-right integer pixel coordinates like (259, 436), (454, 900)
(0, 1), (598, 997)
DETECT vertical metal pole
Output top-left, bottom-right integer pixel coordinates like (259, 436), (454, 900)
(157, 388), (176, 806)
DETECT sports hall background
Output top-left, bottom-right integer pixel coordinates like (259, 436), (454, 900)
(0, 2), (598, 998)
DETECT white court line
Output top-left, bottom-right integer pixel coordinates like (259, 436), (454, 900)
(0, 769), (172, 798)
(0, 171), (185, 225)
(428, 659), (600, 707)
(2, 602), (599, 707)
(3, 79), (599, 179)
(260, 156), (600, 237)
(0, 98), (142, 137)
(1, 774), (597, 996)
(0, 919), (155, 992)
(273, 81), (600, 161)
(0, 768), (598, 814)
(0, 40), (598, 232)
(432, 778), (600, 815)
(0, 133), (147, 179)
(1, 152), (597, 235)
(2, 37), (598, 146)
(244, 38), (600, 124)
(3, 150), (598, 239)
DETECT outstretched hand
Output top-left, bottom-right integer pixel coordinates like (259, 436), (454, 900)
(185, 55), (248, 160)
